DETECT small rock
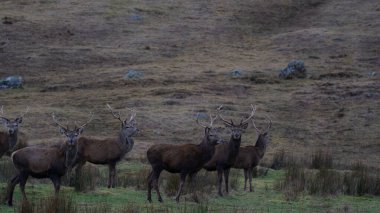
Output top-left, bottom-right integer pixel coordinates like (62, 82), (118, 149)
(230, 69), (244, 78)
(279, 60), (307, 79)
(195, 112), (209, 120)
(0, 75), (23, 89)
(131, 14), (142, 22)
(368, 71), (377, 78)
(124, 70), (144, 80)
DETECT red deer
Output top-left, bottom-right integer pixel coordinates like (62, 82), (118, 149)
(6, 113), (92, 206)
(147, 110), (222, 203)
(203, 105), (255, 196)
(233, 117), (271, 192)
(73, 104), (138, 188)
(0, 106), (29, 158)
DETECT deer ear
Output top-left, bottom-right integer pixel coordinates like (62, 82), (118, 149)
(241, 122), (249, 130)
(77, 127), (84, 135)
(59, 127), (66, 135)
(16, 117), (23, 124)
(0, 117), (9, 125)
(204, 127), (210, 135)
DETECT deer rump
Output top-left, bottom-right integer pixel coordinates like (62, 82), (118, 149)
(11, 143), (67, 178)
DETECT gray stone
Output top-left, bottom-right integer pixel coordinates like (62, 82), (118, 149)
(230, 69), (244, 78)
(131, 15), (142, 22)
(124, 70), (144, 80)
(279, 60), (307, 79)
(0, 75), (23, 89)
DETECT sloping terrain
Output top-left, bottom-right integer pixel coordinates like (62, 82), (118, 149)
(0, 0), (379, 168)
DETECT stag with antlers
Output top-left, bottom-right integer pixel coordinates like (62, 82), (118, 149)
(6, 113), (92, 206)
(233, 116), (272, 192)
(147, 108), (222, 203)
(73, 104), (139, 188)
(203, 105), (255, 196)
(0, 106), (29, 158)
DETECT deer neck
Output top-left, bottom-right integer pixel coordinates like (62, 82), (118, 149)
(198, 137), (216, 164)
(119, 131), (134, 153)
(254, 136), (267, 159)
(228, 136), (241, 161)
(7, 129), (18, 151)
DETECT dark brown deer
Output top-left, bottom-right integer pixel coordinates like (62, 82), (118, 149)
(6, 113), (92, 206)
(233, 117), (271, 192)
(73, 104), (138, 188)
(147, 110), (222, 203)
(0, 106), (29, 158)
(203, 105), (255, 196)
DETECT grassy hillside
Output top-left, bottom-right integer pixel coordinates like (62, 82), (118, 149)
(1, 0), (380, 212)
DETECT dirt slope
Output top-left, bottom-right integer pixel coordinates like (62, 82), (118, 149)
(0, 0), (379, 166)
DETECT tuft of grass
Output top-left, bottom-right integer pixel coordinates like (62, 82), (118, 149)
(311, 150), (333, 169)
(17, 194), (77, 213)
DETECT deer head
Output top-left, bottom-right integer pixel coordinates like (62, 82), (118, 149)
(52, 113), (93, 167)
(0, 106), (29, 151)
(218, 105), (256, 140)
(252, 116), (272, 142)
(107, 104), (139, 138)
(196, 108), (223, 145)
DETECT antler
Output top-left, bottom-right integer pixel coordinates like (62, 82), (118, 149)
(78, 112), (94, 129)
(52, 113), (68, 130)
(217, 105), (234, 126)
(251, 116), (272, 134)
(127, 107), (136, 122)
(19, 106), (29, 118)
(106, 103), (123, 123)
(264, 116), (272, 133)
(196, 105), (220, 128)
(240, 104), (256, 125)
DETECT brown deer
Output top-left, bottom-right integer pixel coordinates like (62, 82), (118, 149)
(0, 106), (29, 158)
(147, 110), (222, 203)
(233, 117), (272, 192)
(73, 104), (138, 188)
(203, 105), (255, 196)
(6, 113), (92, 206)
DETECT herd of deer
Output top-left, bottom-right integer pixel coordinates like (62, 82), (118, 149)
(0, 104), (271, 205)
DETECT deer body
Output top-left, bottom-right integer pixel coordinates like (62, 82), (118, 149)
(74, 104), (138, 188)
(233, 118), (271, 192)
(147, 112), (221, 203)
(203, 105), (255, 196)
(203, 130), (243, 196)
(6, 113), (91, 206)
(0, 107), (29, 158)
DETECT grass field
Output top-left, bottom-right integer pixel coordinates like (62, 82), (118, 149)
(1, 160), (380, 213)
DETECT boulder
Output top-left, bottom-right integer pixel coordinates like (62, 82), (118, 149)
(0, 75), (23, 89)
(279, 60), (307, 79)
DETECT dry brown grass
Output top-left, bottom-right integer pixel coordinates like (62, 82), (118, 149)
(0, 0), (379, 171)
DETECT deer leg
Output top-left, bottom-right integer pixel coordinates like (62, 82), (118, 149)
(74, 160), (85, 185)
(224, 168), (230, 194)
(175, 173), (187, 203)
(217, 169), (223, 196)
(51, 176), (61, 198)
(6, 174), (20, 206)
(249, 167), (253, 192)
(107, 163), (116, 188)
(152, 168), (163, 202)
(147, 170), (153, 203)
(19, 172), (29, 201)
(243, 169), (248, 191)
(110, 163), (116, 188)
